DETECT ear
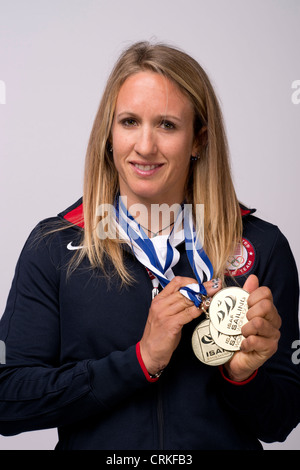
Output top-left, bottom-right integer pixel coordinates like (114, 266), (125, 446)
(192, 126), (208, 155)
(106, 134), (113, 153)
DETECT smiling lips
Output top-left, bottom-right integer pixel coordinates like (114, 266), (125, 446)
(130, 162), (163, 176)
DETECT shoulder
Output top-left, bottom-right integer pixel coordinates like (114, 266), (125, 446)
(226, 208), (291, 280)
(242, 212), (281, 243)
(242, 212), (293, 259)
(57, 197), (84, 228)
(21, 198), (84, 266)
(239, 204), (283, 253)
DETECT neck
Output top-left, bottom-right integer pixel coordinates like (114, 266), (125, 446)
(118, 194), (183, 237)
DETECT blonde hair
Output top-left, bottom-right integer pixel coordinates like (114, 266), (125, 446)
(74, 41), (242, 283)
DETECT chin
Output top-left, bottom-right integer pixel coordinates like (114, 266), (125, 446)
(130, 186), (163, 203)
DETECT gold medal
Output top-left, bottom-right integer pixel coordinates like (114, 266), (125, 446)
(209, 287), (249, 336)
(209, 322), (244, 351)
(192, 286), (249, 365)
(192, 318), (234, 366)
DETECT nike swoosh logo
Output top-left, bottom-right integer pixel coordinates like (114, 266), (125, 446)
(67, 242), (84, 251)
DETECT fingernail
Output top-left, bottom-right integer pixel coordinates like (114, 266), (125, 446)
(212, 278), (220, 289)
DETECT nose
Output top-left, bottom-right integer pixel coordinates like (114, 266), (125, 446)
(134, 125), (158, 157)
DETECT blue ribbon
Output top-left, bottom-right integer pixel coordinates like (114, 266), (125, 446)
(115, 197), (213, 307)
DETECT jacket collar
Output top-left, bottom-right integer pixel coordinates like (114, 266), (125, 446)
(59, 197), (84, 228)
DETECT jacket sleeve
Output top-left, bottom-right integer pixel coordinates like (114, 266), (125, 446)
(220, 227), (300, 443)
(0, 223), (150, 436)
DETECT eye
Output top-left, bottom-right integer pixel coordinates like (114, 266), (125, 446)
(121, 118), (138, 127)
(160, 120), (176, 130)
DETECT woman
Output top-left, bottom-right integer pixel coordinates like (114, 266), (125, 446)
(0, 41), (299, 450)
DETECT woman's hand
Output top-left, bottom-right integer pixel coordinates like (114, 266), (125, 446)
(224, 275), (282, 382)
(139, 276), (221, 376)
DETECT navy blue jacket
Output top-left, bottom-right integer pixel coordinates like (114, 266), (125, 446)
(0, 198), (299, 450)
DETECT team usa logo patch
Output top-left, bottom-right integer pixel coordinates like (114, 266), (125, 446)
(224, 238), (256, 277)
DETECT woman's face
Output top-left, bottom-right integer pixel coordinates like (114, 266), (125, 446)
(111, 71), (198, 207)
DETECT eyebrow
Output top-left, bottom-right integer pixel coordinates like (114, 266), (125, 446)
(116, 111), (183, 123)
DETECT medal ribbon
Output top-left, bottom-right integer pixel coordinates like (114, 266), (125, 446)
(114, 197), (213, 307)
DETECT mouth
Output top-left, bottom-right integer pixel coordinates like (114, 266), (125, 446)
(130, 162), (164, 176)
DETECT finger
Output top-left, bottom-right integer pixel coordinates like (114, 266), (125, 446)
(247, 285), (273, 308)
(243, 274), (259, 294)
(246, 299), (282, 329)
(158, 275), (222, 300)
(152, 289), (195, 319)
(170, 304), (203, 329)
(242, 316), (281, 340)
(178, 278), (223, 313)
(164, 291), (195, 313)
(203, 278), (222, 297)
(187, 278), (223, 315)
(240, 334), (279, 357)
(158, 276), (198, 298)
(164, 281), (220, 317)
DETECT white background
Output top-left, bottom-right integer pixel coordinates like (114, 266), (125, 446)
(0, 0), (299, 450)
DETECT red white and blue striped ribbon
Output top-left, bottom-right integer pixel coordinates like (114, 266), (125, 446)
(114, 197), (213, 307)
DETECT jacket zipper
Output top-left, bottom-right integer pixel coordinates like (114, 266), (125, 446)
(157, 382), (164, 449)
(147, 275), (164, 448)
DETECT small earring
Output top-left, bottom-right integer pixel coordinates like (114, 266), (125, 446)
(108, 145), (113, 153)
(191, 154), (200, 161)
